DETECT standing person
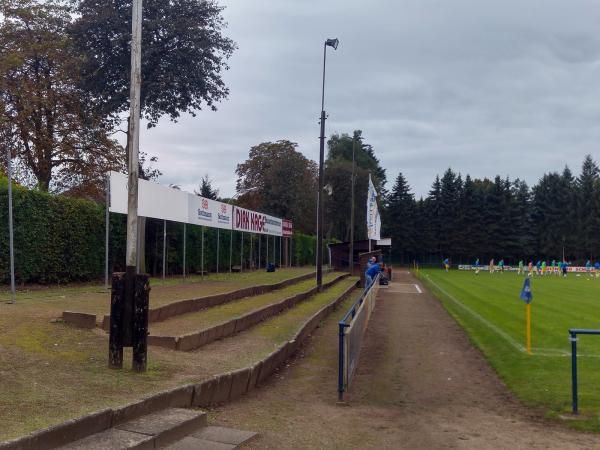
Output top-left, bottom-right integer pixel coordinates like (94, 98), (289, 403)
(586, 260), (592, 278)
(498, 259), (505, 273)
(535, 260), (542, 276)
(594, 261), (600, 278)
(528, 261), (534, 277)
(541, 260), (547, 276)
(518, 260), (524, 275)
(561, 260), (568, 277)
(474, 258), (480, 275)
(489, 258), (495, 274)
(550, 259), (556, 275)
(365, 258), (380, 290)
(443, 258), (450, 272)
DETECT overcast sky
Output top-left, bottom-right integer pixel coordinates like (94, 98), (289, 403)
(132, 0), (600, 199)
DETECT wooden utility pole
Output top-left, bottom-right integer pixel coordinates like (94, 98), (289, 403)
(109, 0), (148, 372)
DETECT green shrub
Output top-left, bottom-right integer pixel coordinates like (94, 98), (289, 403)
(0, 178), (319, 283)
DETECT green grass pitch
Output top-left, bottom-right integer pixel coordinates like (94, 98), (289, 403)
(418, 268), (600, 431)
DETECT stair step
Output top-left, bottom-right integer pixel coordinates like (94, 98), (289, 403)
(163, 426), (257, 449)
(63, 408), (207, 449)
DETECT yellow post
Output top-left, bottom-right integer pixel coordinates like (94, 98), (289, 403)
(526, 303), (532, 355)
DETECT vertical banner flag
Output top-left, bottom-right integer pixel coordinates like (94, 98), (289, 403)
(366, 174), (381, 240)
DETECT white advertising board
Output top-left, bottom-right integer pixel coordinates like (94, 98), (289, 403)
(109, 171), (188, 223)
(233, 206), (283, 236)
(109, 172), (283, 235)
(187, 194), (232, 230)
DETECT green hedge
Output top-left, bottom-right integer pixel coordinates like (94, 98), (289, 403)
(0, 179), (320, 283)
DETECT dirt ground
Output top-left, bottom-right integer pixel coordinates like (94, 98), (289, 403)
(211, 271), (600, 449)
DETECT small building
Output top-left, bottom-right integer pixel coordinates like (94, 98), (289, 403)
(328, 238), (392, 275)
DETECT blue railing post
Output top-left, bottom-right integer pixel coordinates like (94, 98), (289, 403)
(338, 322), (348, 401)
(570, 330), (578, 415)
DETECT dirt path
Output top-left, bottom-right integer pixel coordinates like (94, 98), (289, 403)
(211, 271), (600, 449)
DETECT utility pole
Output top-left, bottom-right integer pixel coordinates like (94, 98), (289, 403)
(6, 146), (16, 304)
(349, 134), (356, 275)
(126, 0), (142, 281)
(109, 0), (148, 372)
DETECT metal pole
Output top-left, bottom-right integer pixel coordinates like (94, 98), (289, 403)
(240, 232), (244, 271)
(338, 322), (347, 401)
(201, 226), (204, 279)
(125, 0), (142, 274)
(250, 234), (253, 269)
(273, 235), (276, 263)
(571, 331), (578, 414)
(259, 234), (261, 268)
(6, 146), (16, 304)
(162, 220), (166, 280)
(105, 175), (110, 289)
(216, 228), (220, 274)
(183, 223), (186, 279)
(279, 236), (282, 268)
(349, 135), (356, 275)
(229, 229), (233, 273)
(266, 235), (269, 266)
(316, 42), (327, 291)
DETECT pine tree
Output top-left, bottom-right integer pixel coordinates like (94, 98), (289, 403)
(385, 172), (416, 262)
(576, 155), (600, 259)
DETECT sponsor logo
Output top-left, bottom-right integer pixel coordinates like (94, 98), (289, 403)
(197, 208), (212, 220)
(202, 199), (209, 209)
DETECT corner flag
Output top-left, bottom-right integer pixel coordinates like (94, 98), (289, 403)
(520, 278), (533, 354)
(520, 278), (533, 304)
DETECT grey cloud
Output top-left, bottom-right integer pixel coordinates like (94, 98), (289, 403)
(129, 0), (600, 200)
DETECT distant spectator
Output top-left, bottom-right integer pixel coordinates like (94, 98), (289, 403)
(365, 260), (380, 290)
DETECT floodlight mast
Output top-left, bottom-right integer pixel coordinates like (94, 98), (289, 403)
(316, 37), (339, 291)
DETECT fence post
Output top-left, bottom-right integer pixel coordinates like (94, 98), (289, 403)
(570, 330), (578, 414)
(338, 322), (347, 402)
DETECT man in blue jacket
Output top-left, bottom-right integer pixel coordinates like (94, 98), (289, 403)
(365, 258), (381, 290)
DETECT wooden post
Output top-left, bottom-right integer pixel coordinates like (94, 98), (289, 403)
(132, 274), (150, 372)
(109, 273), (125, 369)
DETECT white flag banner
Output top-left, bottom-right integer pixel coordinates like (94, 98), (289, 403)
(367, 174), (381, 241)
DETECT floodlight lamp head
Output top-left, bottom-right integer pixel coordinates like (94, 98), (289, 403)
(325, 38), (339, 50)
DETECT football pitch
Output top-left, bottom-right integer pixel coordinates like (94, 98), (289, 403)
(419, 268), (600, 430)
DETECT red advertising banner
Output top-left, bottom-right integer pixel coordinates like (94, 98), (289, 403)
(282, 219), (293, 237)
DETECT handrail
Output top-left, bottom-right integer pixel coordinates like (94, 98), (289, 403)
(339, 274), (381, 326)
(338, 273), (380, 401)
(568, 328), (600, 414)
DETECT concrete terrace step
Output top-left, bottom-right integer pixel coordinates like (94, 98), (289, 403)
(164, 426), (257, 449)
(148, 273), (348, 352)
(63, 408), (206, 449)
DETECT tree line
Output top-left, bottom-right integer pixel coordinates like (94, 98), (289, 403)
(384, 155), (600, 265)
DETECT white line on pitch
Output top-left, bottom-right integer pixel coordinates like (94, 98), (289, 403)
(425, 275), (527, 353)
(414, 284), (422, 293)
(423, 275), (600, 358)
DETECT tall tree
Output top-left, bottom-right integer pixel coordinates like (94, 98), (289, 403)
(324, 131), (387, 241)
(195, 174), (219, 200)
(235, 140), (318, 234)
(576, 155), (600, 258)
(0, 0), (124, 192)
(385, 172), (416, 262)
(70, 0), (235, 130)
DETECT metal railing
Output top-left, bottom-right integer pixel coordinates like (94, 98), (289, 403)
(338, 273), (380, 401)
(569, 328), (600, 414)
